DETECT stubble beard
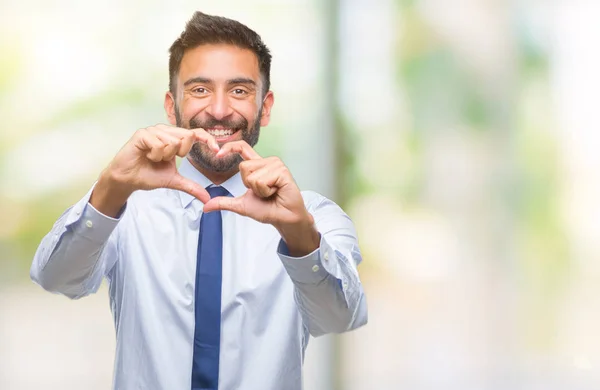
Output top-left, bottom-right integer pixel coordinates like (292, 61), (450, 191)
(176, 107), (262, 173)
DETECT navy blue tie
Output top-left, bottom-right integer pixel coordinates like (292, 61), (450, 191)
(191, 186), (230, 390)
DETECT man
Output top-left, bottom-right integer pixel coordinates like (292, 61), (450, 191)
(31, 11), (367, 390)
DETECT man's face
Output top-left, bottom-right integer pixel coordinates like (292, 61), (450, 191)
(166, 44), (273, 173)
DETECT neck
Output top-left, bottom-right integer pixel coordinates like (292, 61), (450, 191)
(186, 157), (238, 185)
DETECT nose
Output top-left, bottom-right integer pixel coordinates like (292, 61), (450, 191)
(205, 91), (234, 120)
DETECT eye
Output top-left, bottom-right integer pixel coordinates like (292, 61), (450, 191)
(192, 87), (207, 94)
(232, 88), (248, 96)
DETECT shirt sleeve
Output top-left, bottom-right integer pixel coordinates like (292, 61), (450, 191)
(277, 193), (368, 337)
(30, 185), (124, 299)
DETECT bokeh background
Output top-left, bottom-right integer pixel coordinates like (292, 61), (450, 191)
(1, 0), (600, 389)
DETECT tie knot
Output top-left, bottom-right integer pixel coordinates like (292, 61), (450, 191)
(206, 186), (230, 199)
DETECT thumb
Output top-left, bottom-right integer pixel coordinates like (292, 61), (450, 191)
(167, 174), (210, 204)
(203, 196), (247, 215)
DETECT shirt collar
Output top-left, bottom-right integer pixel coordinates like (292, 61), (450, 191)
(177, 157), (247, 208)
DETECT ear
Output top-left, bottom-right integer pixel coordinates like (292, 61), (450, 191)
(164, 91), (177, 126)
(259, 91), (275, 127)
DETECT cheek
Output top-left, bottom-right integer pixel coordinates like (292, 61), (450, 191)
(231, 100), (260, 123)
(180, 97), (207, 119)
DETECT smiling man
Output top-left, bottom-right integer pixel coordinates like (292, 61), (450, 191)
(30, 11), (367, 390)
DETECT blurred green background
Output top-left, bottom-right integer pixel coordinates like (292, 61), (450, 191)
(2, 0), (600, 389)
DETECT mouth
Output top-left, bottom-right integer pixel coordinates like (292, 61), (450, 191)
(205, 127), (240, 143)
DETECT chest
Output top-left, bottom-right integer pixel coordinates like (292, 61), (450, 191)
(114, 204), (288, 311)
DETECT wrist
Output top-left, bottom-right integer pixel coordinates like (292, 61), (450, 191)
(89, 169), (133, 218)
(275, 213), (320, 257)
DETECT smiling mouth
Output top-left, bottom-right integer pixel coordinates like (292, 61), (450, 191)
(206, 128), (239, 140)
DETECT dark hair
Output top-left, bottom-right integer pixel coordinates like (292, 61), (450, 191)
(169, 12), (272, 96)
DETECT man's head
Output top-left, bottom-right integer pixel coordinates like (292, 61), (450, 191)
(165, 12), (274, 173)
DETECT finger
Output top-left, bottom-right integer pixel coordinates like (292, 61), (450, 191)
(137, 131), (166, 162)
(239, 159), (269, 184)
(245, 166), (283, 198)
(240, 157), (285, 193)
(176, 131), (197, 157)
(149, 130), (182, 161)
(167, 174), (211, 204)
(151, 125), (196, 157)
(154, 124), (191, 139)
(216, 140), (261, 160)
(154, 124), (220, 153)
(203, 195), (247, 215)
(191, 128), (220, 152)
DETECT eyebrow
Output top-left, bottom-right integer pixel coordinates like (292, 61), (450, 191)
(183, 77), (257, 88)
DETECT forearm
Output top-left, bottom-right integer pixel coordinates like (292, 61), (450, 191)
(278, 234), (368, 336)
(89, 169), (133, 218)
(30, 188), (121, 299)
(293, 270), (367, 336)
(275, 213), (320, 258)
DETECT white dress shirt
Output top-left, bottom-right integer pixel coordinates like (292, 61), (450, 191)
(30, 158), (368, 390)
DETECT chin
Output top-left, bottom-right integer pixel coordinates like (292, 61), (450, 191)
(189, 148), (241, 174)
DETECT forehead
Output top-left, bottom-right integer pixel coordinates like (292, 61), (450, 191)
(178, 44), (260, 84)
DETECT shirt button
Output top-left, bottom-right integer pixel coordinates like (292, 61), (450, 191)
(343, 282), (348, 290)
(85, 220), (93, 228)
(75, 209), (81, 215)
(323, 252), (329, 261)
(312, 265), (320, 273)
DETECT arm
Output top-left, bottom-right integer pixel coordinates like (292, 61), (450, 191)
(30, 124), (218, 299)
(30, 186), (122, 299)
(277, 195), (368, 336)
(201, 141), (368, 337)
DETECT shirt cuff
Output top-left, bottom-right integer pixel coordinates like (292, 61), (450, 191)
(277, 234), (337, 285)
(69, 192), (125, 244)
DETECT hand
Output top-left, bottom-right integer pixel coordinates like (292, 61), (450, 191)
(203, 141), (320, 256)
(90, 124), (220, 217)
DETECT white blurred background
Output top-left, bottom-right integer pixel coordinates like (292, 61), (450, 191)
(2, 0), (600, 389)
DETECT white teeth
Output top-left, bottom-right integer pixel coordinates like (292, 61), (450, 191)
(208, 129), (234, 137)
